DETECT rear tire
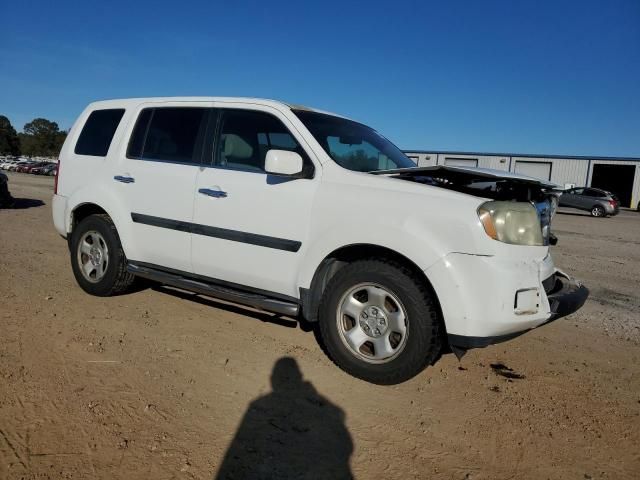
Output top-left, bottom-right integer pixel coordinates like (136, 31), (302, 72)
(318, 259), (442, 385)
(591, 205), (605, 217)
(70, 214), (135, 296)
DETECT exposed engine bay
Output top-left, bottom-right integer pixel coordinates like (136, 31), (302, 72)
(372, 165), (561, 245)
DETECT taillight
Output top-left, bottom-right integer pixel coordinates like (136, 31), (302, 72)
(54, 161), (60, 194)
(609, 200), (616, 208)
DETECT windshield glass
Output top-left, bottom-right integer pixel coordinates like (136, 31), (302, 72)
(293, 110), (416, 172)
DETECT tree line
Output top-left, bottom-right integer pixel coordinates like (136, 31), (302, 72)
(0, 115), (67, 158)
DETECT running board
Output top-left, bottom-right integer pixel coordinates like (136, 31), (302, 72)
(126, 263), (299, 317)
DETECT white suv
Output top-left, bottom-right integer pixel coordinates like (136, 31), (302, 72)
(52, 97), (588, 384)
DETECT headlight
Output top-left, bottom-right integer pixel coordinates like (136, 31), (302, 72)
(478, 201), (543, 246)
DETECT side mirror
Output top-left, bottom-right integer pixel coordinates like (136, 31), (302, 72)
(265, 150), (303, 177)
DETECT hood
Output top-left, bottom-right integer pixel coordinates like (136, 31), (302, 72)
(371, 165), (560, 245)
(370, 165), (561, 202)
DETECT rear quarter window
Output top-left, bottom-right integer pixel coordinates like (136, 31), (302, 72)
(74, 109), (125, 156)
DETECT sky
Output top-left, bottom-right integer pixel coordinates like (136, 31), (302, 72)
(1, 0), (639, 157)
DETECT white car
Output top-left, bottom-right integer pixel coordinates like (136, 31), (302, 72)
(1, 160), (17, 170)
(52, 97), (588, 384)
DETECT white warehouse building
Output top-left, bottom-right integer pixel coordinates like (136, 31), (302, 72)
(403, 150), (640, 209)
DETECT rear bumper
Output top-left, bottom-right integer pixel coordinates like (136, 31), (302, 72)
(52, 193), (68, 238)
(448, 273), (588, 350)
(605, 204), (619, 215)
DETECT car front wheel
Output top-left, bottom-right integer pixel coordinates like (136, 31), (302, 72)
(318, 259), (442, 384)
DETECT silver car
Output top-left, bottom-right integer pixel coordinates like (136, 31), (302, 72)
(559, 187), (619, 217)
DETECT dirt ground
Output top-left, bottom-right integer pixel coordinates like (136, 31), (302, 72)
(1, 172), (639, 480)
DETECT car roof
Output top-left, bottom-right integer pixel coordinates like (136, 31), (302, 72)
(85, 97), (345, 118)
(569, 187), (612, 195)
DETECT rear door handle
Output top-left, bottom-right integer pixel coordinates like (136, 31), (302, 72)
(114, 175), (135, 184)
(198, 188), (227, 198)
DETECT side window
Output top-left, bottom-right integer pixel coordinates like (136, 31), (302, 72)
(215, 110), (308, 173)
(127, 108), (206, 163)
(75, 109), (125, 156)
(571, 188), (584, 195)
(585, 188), (605, 197)
(127, 109), (152, 158)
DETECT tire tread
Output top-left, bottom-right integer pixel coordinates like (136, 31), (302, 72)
(71, 214), (135, 296)
(318, 258), (442, 385)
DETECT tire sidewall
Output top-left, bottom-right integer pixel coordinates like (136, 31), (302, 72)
(70, 215), (125, 296)
(318, 262), (440, 384)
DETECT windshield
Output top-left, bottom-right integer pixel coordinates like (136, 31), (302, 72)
(293, 110), (416, 172)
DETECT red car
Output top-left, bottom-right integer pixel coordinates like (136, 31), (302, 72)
(16, 162), (35, 173)
(21, 162), (47, 174)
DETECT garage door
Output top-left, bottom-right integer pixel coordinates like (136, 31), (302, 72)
(591, 163), (636, 207)
(514, 161), (551, 180)
(444, 157), (478, 167)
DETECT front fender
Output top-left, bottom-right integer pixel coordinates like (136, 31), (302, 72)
(297, 177), (484, 290)
(297, 215), (479, 290)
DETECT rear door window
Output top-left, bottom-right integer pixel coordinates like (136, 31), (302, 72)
(585, 188), (606, 197)
(75, 109), (125, 156)
(127, 107), (207, 164)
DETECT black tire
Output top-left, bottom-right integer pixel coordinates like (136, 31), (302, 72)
(70, 214), (135, 296)
(317, 259), (442, 385)
(590, 205), (605, 217)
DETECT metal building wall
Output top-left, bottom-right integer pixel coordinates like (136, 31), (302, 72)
(511, 157), (589, 188)
(404, 150), (640, 208)
(436, 153), (509, 170)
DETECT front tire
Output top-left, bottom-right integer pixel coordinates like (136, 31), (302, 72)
(70, 214), (135, 296)
(318, 259), (442, 385)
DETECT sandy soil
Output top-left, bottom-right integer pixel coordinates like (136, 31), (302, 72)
(1, 172), (639, 480)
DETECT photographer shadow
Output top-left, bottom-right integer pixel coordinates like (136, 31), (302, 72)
(3, 197), (45, 209)
(215, 357), (353, 480)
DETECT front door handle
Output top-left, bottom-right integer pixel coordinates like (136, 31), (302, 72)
(198, 188), (228, 198)
(114, 175), (135, 184)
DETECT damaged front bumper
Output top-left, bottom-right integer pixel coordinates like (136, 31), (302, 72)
(448, 271), (589, 353)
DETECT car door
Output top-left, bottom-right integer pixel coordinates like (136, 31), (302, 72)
(583, 188), (608, 208)
(561, 188), (583, 208)
(575, 188), (599, 209)
(113, 105), (209, 272)
(191, 106), (319, 298)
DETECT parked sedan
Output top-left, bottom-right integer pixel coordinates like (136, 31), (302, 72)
(37, 163), (58, 175)
(9, 161), (30, 171)
(559, 187), (619, 217)
(30, 163), (54, 175)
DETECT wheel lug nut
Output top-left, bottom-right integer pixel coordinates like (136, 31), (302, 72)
(363, 325), (370, 331)
(374, 328), (380, 335)
(379, 319), (386, 325)
(371, 308), (378, 315)
(361, 312), (368, 319)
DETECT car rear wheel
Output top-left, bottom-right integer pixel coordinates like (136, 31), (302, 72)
(318, 259), (442, 384)
(591, 205), (605, 217)
(70, 214), (135, 296)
